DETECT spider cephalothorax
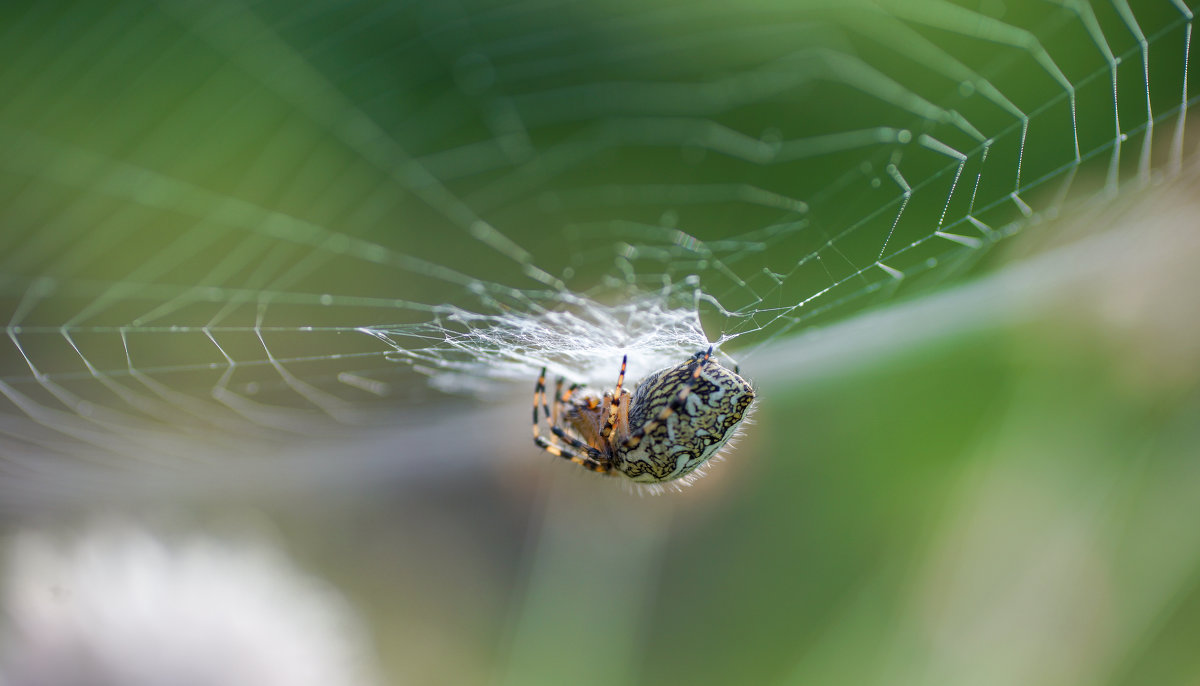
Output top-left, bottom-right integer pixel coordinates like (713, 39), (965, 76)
(532, 347), (755, 485)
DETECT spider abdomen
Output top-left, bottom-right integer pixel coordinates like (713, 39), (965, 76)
(616, 361), (755, 483)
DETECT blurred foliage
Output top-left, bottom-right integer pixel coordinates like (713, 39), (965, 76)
(263, 284), (1200, 685)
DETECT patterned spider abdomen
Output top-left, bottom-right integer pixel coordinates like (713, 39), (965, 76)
(615, 357), (754, 483)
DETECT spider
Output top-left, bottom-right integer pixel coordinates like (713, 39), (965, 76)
(531, 347), (755, 484)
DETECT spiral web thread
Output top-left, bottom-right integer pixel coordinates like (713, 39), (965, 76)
(0, 0), (1195, 491)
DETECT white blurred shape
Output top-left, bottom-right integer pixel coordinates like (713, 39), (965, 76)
(0, 522), (382, 686)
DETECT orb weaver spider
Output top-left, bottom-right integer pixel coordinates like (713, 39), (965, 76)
(531, 347), (755, 484)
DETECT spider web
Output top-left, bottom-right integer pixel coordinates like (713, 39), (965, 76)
(0, 0), (1195, 503)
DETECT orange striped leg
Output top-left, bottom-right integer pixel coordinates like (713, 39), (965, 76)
(557, 382), (581, 424)
(552, 378), (582, 429)
(600, 355), (627, 440)
(540, 376), (561, 447)
(532, 368), (610, 473)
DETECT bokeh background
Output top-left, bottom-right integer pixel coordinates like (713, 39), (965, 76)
(1, 1), (1198, 684)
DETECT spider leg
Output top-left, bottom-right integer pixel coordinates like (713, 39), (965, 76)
(559, 382), (582, 405)
(621, 347), (712, 451)
(532, 368), (611, 474)
(534, 435), (611, 474)
(550, 425), (608, 462)
(600, 354), (627, 440)
(550, 376), (565, 431)
(537, 371), (562, 449)
(533, 368), (545, 431)
(533, 367), (553, 443)
(552, 378), (580, 436)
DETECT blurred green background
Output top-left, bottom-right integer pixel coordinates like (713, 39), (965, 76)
(1, 1), (1198, 685)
